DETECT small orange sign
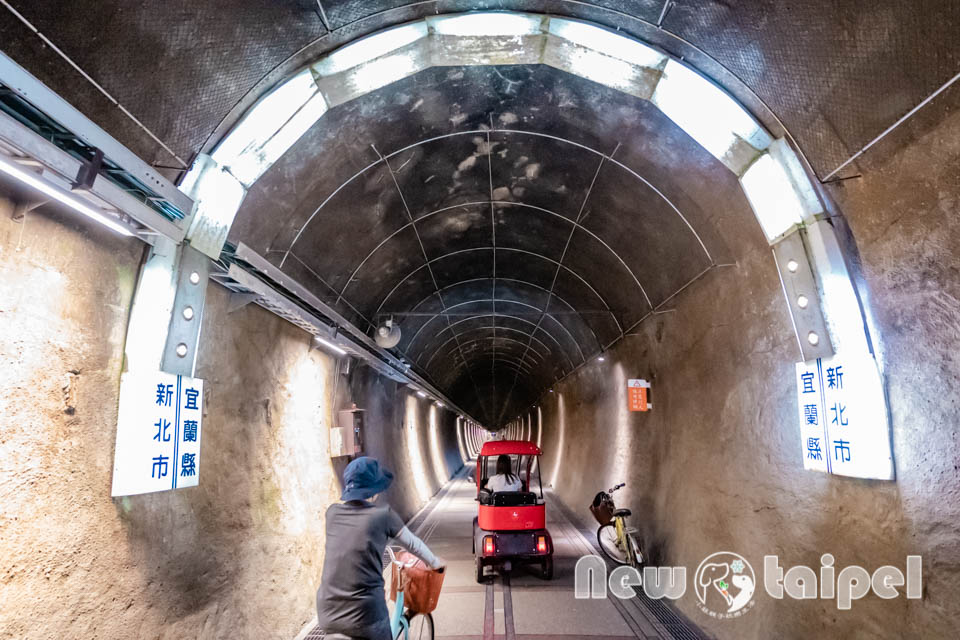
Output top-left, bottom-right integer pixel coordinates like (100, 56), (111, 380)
(627, 379), (651, 412)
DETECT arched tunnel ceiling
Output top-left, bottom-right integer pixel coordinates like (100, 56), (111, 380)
(228, 63), (744, 425)
(2, 1), (958, 180)
(2, 1), (957, 424)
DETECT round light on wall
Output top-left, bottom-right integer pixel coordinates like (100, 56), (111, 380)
(176, 343), (188, 357)
(786, 259), (799, 273)
(182, 306), (195, 320)
(189, 271), (201, 285)
(796, 295), (809, 309)
(807, 331), (820, 346)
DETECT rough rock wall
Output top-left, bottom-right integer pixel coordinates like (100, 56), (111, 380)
(0, 197), (464, 639)
(532, 111), (960, 639)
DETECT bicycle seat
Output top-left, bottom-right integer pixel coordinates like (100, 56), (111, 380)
(612, 508), (632, 518)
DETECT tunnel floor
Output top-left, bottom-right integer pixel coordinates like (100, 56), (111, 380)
(303, 463), (707, 640)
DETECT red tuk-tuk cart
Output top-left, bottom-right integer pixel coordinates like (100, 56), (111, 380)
(472, 440), (553, 582)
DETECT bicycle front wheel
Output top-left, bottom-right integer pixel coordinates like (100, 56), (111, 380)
(402, 611), (434, 640)
(597, 523), (630, 565)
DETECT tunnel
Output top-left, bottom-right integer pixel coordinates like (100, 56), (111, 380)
(0, 2), (958, 639)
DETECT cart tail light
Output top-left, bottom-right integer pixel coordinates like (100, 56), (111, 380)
(537, 536), (547, 553)
(484, 536), (495, 555)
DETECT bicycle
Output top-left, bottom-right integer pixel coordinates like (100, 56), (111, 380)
(386, 547), (436, 640)
(591, 483), (643, 568)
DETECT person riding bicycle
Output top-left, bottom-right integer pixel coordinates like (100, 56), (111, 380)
(485, 454), (522, 493)
(316, 457), (444, 640)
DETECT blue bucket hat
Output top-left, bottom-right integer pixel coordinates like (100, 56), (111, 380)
(341, 456), (394, 501)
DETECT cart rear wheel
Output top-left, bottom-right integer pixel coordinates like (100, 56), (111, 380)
(475, 557), (485, 583)
(540, 556), (554, 580)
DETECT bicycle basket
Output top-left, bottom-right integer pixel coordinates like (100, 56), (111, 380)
(389, 550), (445, 614)
(589, 493), (614, 525)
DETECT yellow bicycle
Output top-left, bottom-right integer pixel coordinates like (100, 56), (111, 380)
(591, 483), (643, 567)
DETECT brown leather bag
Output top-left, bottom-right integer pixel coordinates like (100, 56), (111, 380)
(389, 550), (445, 614)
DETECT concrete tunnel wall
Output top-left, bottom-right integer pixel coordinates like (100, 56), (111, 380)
(0, 199), (478, 638)
(502, 105), (960, 639)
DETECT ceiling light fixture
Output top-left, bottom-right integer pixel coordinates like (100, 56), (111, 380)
(314, 336), (347, 356)
(0, 153), (134, 236)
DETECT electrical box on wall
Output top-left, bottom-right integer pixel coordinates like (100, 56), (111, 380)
(331, 408), (365, 457)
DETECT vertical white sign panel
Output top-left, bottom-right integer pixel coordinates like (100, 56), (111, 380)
(112, 371), (204, 496)
(795, 352), (894, 480)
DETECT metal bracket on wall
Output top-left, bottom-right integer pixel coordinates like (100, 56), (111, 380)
(0, 108), (185, 241)
(0, 52), (193, 217)
(207, 245), (478, 422)
(227, 291), (258, 313)
(772, 229), (834, 361)
(159, 245), (210, 377)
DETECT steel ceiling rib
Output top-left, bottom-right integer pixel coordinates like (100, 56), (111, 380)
(407, 312), (574, 369)
(431, 336), (542, 365)
(330, 200), (653, 314)
(286, 251), (376, 331)
(419, 321), (554, 363)
(452, 358), (537, 377)
(439, 351), (537, 379)
(442, 359), (539, 383)
(422, 326), (551, 368)
(497, 142), (616, 425)
(436, 336), (541, 371)
(426, 335), (546, 369)
(449, 363), (539, 383)
(340, 200), (653, 327)
(381, 128), (711, 264)
(371, 143), (493, 425)
(429, 340), (540, 373)
(373, 247), (619, 327)
(398, 278), (596, 362)
(444, 352), (536, 375)
(336, 196), (653, 317)
(284, 128), (706, 285)
(487, 117), (497, 431)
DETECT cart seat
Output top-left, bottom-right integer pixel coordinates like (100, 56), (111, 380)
(612, 508), (632, 518)
(492, 491), (539, 507)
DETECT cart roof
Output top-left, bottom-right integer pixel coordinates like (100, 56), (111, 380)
(479, 440), (542, 456)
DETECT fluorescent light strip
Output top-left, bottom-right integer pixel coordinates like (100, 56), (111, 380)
(549, 18), (665, 68)
(0, 153), (134, 236)
(314, 336), (347, 356)
(313, 22), (428, 76)
(653, 60), (769, 158)
(430, 12), (543, 37)
(212, 69), (319, 165)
